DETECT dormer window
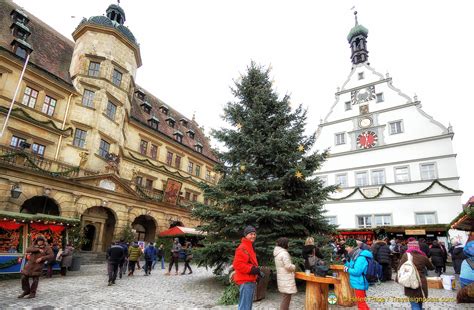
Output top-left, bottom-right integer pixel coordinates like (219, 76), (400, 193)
(147, 116), (159, 131)
(135, 89), (145, 101)
(195, 142), (203, 153)
(179, 118), (189, 128)
(141, 100), (152, 114)
(174, 131), (184, 143)
(11, 38), (32, 59)
(160, 105), (169, 115)
(166, 117), (175, 128)
(10, 9), (29, 25)
(10, 22), (30, 40)
(187, 129), (195, 140)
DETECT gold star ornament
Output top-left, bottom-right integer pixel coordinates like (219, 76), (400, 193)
(295, 171), (304, 179)
(297, 144), (305, 152)
(240, 165), (246, 172)
(236, 123), (242, 130)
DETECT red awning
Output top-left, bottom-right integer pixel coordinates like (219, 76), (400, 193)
(158, 226), (206, 237)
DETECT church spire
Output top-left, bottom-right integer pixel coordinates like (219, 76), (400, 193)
(347, 11), (369, 65)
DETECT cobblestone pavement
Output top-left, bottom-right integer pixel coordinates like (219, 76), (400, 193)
(0, 263), (468, 309)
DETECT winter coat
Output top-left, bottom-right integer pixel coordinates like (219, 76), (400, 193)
(419, 242), (430, 256)
(144, 245), (157, 261)
(22, 243), (54, 276)
(452, 245), (467, 274)
(128, 245), (142, 262)
(107, 244), (125, 263)
(171, 242), (182, 258)
(232, 238), (258, 285)
(156, 246), (164, 258)
(371, 241), (391, 265)
(460, 258), (474, 288)
(344, 248), (373, 290)
(302, 245), (323, 270)
(428, 245), (446, 267)
(273, 246), (297, 294)
(398, 252), (434, 299)
(60, 246), (74, 268)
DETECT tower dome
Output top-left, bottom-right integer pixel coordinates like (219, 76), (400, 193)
(106, 4), (126, 25)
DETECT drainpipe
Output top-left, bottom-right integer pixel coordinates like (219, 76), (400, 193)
(0, 53), (30, 138)
(55, 92), (74, 160)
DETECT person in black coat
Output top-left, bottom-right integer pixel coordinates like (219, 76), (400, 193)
(302, 237), (323, 270)
(418, 238), (430, 256)
(106, 241), (125, 286)
(371, 238), (392, 281)
(451, 242), (467, 274)
(428, 240), (446, 276)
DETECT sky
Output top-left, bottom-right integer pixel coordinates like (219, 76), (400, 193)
(13, 0), (474, 202)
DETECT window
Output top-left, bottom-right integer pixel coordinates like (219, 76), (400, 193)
(195, 145), (203, 153)
(175, 155), (181, 169)
(344, 101), (352, 111)
(185, 192), (191, 200)
(14, 45), (27, 58)
(358, 72), (364, 80)
(394, 166), (410, 183)
(88, 61), (100, 77)
(374, 214), (391, 226)
(335, 174), (348, 188)
(357, 215), (371, 228)
(187, 131), (195, 139)
(145, 179), (153, 190)
(148, 118), (159, 130)
(420, 163), (437, 180)
(175, 134), (183, 143)
(415, 212), (437, 225)
(73, 128), (87, 148)
(32, 143), (45, 156)
(22, 86), (38, 108)
(326, 216), (337, 225)
(318, 176), (328, 187)
(160, 106), (169, 115)
(142, 102), (151, 114)
(192, 194), (198, 202)
(187, 162), (194, 174)
(10, 135), (26, 148)
(376, 92), (384, 103)
(166, 151), (173, 165)
(140, 140), (148, 155)
(150, 144), (158, 159)
(335, 133), (346, 145)
(355, 171), (369, 187)
(82, 89), (95, 108)
(98, 139), (110, 158)
(206, 171), (211, 181)
(371, 169), (385, 185)
(41, 96), (57, 116)
(195, 165), (201, 177)
(105, 101), (117, 120)
(112, 69), (122, 87)
(389, 120), (403, 135)
(135, 176), (143, 186)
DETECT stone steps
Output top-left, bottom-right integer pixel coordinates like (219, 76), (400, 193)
(78, 251), (107, 265)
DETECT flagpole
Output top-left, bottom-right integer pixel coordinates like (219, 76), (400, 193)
(0, 53), (30, 138)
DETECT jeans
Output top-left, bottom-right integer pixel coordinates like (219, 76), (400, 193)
(144, 260), (153, 275)
(410, 301), (423, 310)
(108, 262), (119, 283)
(238, 282), (256, 310)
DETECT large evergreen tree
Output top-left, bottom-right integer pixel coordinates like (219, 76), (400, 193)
(192, 62), (336, 274)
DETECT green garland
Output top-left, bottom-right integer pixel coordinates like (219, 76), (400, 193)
(0, 151), (80, 177)
(0, 210), (80, 225)
(136, 185), (163, 202)
(328, 179), (463, 201)
(0, 258), (20, 270)
(0, 106), (73, 136)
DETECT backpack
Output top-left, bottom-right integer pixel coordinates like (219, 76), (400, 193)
(397, 253), (420, 289)
(364, 256), (382, 283)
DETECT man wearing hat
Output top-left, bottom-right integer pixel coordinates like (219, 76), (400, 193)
(233, 225), (263, 310)
(18, 235), (54, 299)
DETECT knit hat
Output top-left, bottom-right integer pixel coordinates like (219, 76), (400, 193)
(243, 225), (256, 237)
(407, 239), (420, 251)
(345, 238), (357, 248)
(35, 235), (46, 242)
(464, 241), (474, 258)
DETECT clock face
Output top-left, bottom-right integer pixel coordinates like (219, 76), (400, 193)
(359, 118), (372, 128)
(357, 131), (378, 149)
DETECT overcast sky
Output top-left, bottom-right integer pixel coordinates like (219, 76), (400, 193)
(14, 0), (474, 202)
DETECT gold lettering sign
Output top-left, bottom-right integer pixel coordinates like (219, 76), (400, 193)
(405, 229), (426, 235)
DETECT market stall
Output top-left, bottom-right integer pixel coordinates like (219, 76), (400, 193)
(0, 210), (79, 274)
(336, 229), (375, 245)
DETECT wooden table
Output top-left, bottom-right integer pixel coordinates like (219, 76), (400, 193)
(330, 264), (356, 307)
(295, 272), (340, 310)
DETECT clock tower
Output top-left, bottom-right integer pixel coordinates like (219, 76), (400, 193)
(314, 13), (462, 241)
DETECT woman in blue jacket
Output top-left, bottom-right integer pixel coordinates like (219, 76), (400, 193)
(344, 238), (373, 310)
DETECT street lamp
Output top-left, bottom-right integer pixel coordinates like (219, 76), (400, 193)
(11, 183), (22, 199)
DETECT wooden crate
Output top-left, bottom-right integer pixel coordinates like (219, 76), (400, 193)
(427, 278), (443, 289)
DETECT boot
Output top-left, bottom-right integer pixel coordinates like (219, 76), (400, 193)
(26, 294), (36, 299)
(17, 292), (29, 298)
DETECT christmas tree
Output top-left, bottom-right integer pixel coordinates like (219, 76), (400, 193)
(192, 62), (336, 274)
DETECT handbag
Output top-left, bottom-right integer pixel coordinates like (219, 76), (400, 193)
(313, 263), (329, 277)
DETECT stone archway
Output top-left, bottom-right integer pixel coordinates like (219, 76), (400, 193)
(81, 206), (116, 252)
(20, 196), (60, 215)
(132, 215), (157, 243)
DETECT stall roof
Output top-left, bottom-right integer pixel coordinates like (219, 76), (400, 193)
(450, 196), (474, 231)
(0, 210), (80, 225)
(158, 226), (206, 237)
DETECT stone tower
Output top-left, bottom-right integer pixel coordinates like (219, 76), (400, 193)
(347, 11), (369, 66)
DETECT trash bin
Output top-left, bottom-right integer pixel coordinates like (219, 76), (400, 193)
(440, 275), (455, 290)
(70, 255), (82, 271)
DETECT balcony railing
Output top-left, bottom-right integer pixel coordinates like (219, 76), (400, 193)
(135, 185), (193, 209)
(0, 144), (98, 178)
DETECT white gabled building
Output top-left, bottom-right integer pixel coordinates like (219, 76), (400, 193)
(315, 13), (463, 238)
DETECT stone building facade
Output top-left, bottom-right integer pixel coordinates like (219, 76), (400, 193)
(0, 1), (218, 252)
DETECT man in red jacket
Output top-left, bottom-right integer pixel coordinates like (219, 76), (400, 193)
(233, 225), (263, 310)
